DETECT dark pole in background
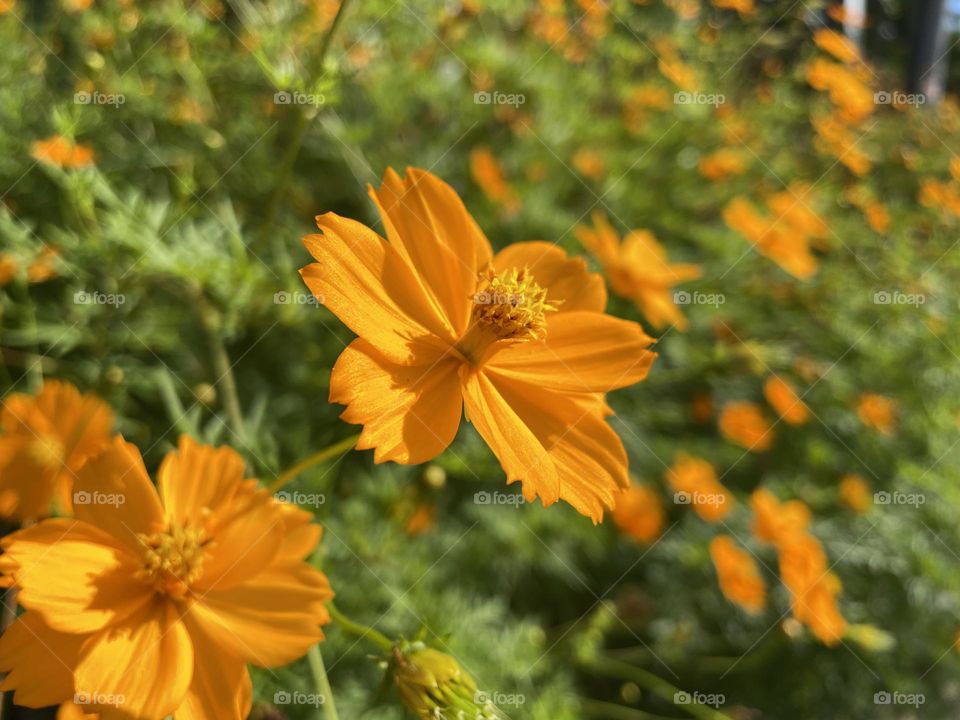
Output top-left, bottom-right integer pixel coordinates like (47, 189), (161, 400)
(906, 0), (950, 103)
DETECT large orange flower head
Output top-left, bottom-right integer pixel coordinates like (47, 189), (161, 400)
(300, 168), (657, 522)
(0, 380), (114, 520)
(0, 435), (333, 719)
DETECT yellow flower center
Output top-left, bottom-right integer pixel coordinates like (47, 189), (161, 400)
(471, 266), (557, 341)
(29, 435), (65, 470)
(136, 525), (205, 598)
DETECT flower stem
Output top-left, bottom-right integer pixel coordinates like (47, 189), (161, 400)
(327, 602), (393, 652)
(196, 294), (246, 444)
(308, 644), (339, 720)
(267, 434), (359, 493)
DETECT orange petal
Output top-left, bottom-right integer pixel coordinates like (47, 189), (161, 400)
(330, 338), (463, 464)
(301, 212), (456, 363)
(461, 368), (629, 522)
(0, 611), (84, 708)
(0, 434), (59, 520)
(158, 435), (245, 528)
(485, 311), (656, 393)
(492, 241), (607, 312)
(74, 599), (193, 719)
(34, 380), (114, 471)
(370, 167), (493, 334)
(1, 519), (151, 634)
(188, 564), (332, 667)
(177, 613), (252, 720)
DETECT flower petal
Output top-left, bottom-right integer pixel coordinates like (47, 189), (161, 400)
(330, 338), (463, 464)
(34, 380), (115, 471)
(492, 241), (607, 312)
(486, 311), (657, 393)
(158, 435), (245, 528)
(301, 212), (456, 363)
(0, 611), (84, 708)
(176, 613), (252, 720)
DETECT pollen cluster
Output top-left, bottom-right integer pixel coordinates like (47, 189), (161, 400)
(471, 267), (557, 340)
(137, 525), (206, 598)
(28, 435), (65, 470)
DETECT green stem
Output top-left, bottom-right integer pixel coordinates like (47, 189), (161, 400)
(197, 294), (246, 444)
(581, 699), (676, 720)
(308, 644), (339, 720)
(267, 434), (359, 493)
(327, 602), (393, 652)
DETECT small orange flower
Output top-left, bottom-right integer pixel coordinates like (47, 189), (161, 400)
(0, 380), (114, 521)
(811, 115), (871, 175)
(405, 503), (436, 535)
(719, 401), (775, 452)
(765, 184), (829, 242)
(709, 536), (766, 614)
(839, 474), (870, 513)
(469, 146), (520, 213)
(763, 376), (810, 425)
(698, 148), (748, 181)
(0, 435), (333, 717)
(690, 391), (713, 424)
(723, 197), (818, 280)
(666, 453), (733, 522)
(612, 483), (664, 543)
(864, 202), (890, 233)
(572, 148), (606, 180)
(711, 0), (755, 17)
(750, 488), (811, 547)
(778, 533), (846, 645)
(857, 392), (896, 436)
(576, 211), (702, 331)
(30, 135), (95, 169)
(813, 29), (860, 64)
(27, 246), (61, 283)
(0, 254), (16, 285)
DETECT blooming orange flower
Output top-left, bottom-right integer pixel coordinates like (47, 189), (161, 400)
(0, 380), (114, 521)
(811, 114), (871, 175)
(765, 184), (829, 242)
(698, 148), (748, 181)
(805, 58), (872, 124)
(0, 254), (16, 285)
(778, 533), (846, 645)
(0, 435), (333, 718)
(839, 473), (870, 513)
(723, 197), (818, 280)
(576, 211), (701, 331)
(711, 0), (754, 17)
(572, 148), (606, 180)
(763, 376), (810, 425)
(750, 488), (811, 546)
(857, 392), (896, 436)
(469, 147), (520, 213)
(864, 202), (890, 233)
(709, 536), (766, 614)
(301, 168), (656, 522)
(612, 483), (664, 543)
(666, 452), (733, 522)
(30, 135), (95, 169)
(719, 401), (775, 452)
(27, 246), (61, 283)
(813, 29), (860, 64)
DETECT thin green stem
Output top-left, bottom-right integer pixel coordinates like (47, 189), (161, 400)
(308, 644), (339, 720)
(197, 294), (246, 444)
(327, 602), (393, 652)
(267, 434), (359, 493)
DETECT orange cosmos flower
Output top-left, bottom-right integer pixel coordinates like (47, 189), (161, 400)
(765, 184), (829, 243)
(0, 380), (114, 521)
(750, 488), (811, 546)
(709, 535), (766, 614)
(698, 148), (748, 181)
(857, 392), (896, 436)
(0, 435), (333, 718)
(666, 452), (733, 522)
(0, 254), (16, 285)
(300, 168), (656, 522)
(864, 202), (890, 233)
(778, 533), (846, 645)
(763, 376), (810, 425)
(811, 115), (871, 175)
(839, 473), (870, 513)
(612, 483), (664, 543)
(31, 135), (95, 169)
(576, 211), (701, 331)
(711, 0), (755, 17)
(723, 198), (818, 280)
(469, 146), (520, 213)
(813, 29), (860, 64)
(572, 148), (606, 180)
(27, 246), (61, 283)
(719, 401), (775, 452)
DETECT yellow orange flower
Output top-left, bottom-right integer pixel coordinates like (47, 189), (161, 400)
(469, 147), (520, 213)
(666, 452), (733, 522)
(572, 148), (606, 180)
(711, 0), (754, 17)
(612, 483), (664, 543)
(31, 135), (95, 169)
(0, 435), (333, 718)
(778, 533), (846, 645)
(723, 197), (818, 280)
(719, 401), (775, 452)
(750, 488), (811, 547)
(864, 202), (890, 233)
(300, 168), (656, 522)
(813, 29), (860, 64)
(698, 148), (748, 181)
(805, 58), (872, 124)
(0, 380), (114, 521)
(0, 254), (16, 285)
(405, 503), (436, 535)
(765, 184), (829, 242)
(857, 392), (896, 436)
(576, 211), (701, 331)
(811, 114), (871, 175)
(839, 474), (870, 513)
(27, 246), (61, 283)
(763, 376), (810, 425)
(709, 536), (766, 614)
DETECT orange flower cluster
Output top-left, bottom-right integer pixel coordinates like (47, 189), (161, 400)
(529, 0), (610, 63)
(718, 401), (775, 452)
(709, 535), (766, 614)
(666, 452), (733, 522)
(723, 196), (819, 280)
(612, 483), (665, 543)
(576, 211), (701, 331)
(710, 0), (755, 18)
(470, 146), (520, 213)
(839, 473), (871, 513)
(810, 114), (872, 176)
(654, 38), (700, 91)
(763, 376), (810, 426)
(698, 148), (748, 181)
(30, 135), (95, 169)
(857, 392), (897, 436)
(751, 489), (847, 645)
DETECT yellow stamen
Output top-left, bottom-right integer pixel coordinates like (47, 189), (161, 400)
(136, 525), (205, 598)
(28, 435), (65, 470)
(471, 266), (557, 341)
